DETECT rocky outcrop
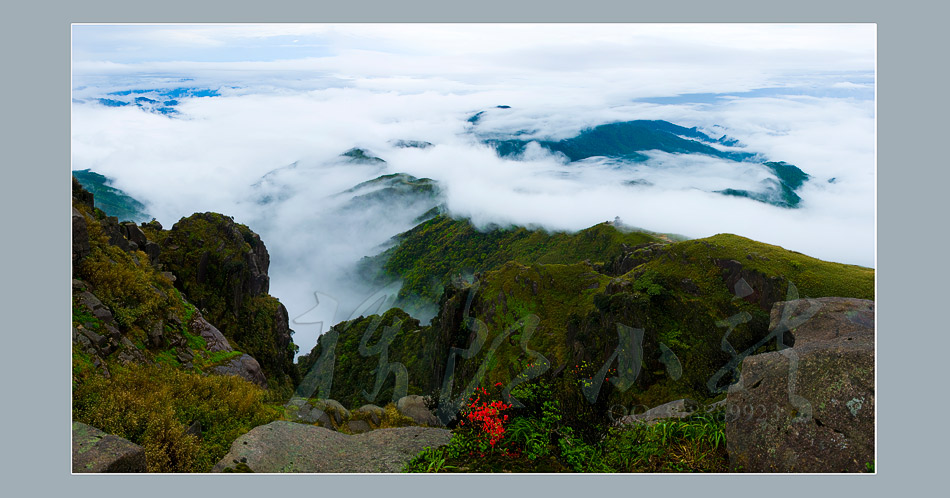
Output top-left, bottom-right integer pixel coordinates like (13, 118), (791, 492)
(73, 177), (162, 264)
(72, 422), (146, 473)
(156, 212), (297, 393)
(120, 222), (161, 264)
(725, 298), (874, 472)
(162, 212), (270, 310)
(72, 179), (273, 388)
(212, 421), (451, 473)
(346, 420), (372, 434)
(396, 395), (442, 427)
(290, 403), (331, 426)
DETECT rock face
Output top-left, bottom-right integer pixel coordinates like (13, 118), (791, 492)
(72, 422), (146, 473)
(162, 212), (271, 312)
(212, 421), (451, 473)
(726, 298), (874, 472)
(396, 395), (442, 426)
(156, 212), (298, 393)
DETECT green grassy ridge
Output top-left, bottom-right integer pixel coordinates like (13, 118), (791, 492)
(368, 215), (665, 311)
(333, 221), (874, 412)
(451, 233), (872, 407)
(339, 173), (440, 212)
(638, 233), (874, 301)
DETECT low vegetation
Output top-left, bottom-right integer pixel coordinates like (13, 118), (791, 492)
(405, 376), (730, 473)
(73, 363), (280, 472)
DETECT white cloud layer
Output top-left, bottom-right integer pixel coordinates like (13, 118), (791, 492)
(71, 24), (876, 354)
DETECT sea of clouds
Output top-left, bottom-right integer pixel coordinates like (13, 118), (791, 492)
(70, 24), (876, 354)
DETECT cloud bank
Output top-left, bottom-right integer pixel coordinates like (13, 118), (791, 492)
(71, 24), (876, 354)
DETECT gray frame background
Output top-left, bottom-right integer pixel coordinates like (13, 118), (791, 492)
(4, 0), (944, 495)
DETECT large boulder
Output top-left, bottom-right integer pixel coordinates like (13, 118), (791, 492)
(72, 422), (146, 473)
(396, 395), (441, 426)
(770, 297), (874, 346)
(189, 312), (233, 353)
(212, 421), (451, 472)
(212, 354), (268, 388)
(725, 298), (874, 472)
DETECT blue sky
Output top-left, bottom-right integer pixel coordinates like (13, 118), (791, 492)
(72, 24), (875, 99)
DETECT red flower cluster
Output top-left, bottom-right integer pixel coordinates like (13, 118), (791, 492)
(463, 386), (512, 448)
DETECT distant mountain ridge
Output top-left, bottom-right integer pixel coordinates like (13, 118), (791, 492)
(473, 116), (809, 208)
(72, 169), (151, 223)
(487, 120), (755, 163)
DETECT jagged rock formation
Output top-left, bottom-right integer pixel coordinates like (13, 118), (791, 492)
(725, 298), (874, 472)
(143, 212), (299, 396)
(212, 421), (451, 473)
